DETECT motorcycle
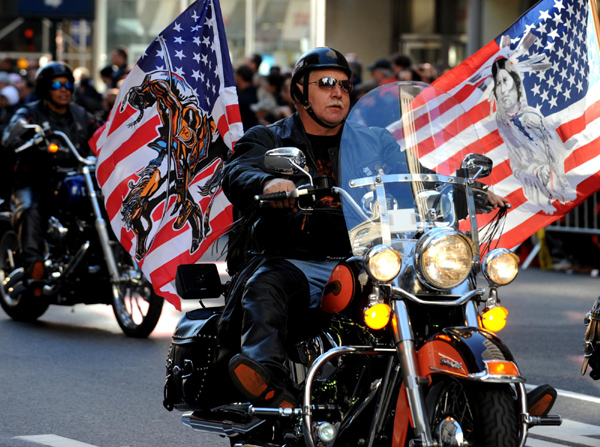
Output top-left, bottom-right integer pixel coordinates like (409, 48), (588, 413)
(0, 120), (163, 338)
(163, 82), (562, 446)
(582, 296), (600, 379)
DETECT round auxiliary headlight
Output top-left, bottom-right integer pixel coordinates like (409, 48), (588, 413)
(365, 245), (402, 282)
(416, 228), (474, 290)
(482, 248), (519, 286)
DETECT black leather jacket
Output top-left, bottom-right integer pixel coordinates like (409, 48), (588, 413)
(223, 113), (351, 261)
(2, 100), (102, 189)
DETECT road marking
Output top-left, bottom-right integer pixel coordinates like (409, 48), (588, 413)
(526, 437), (566, 447)
(14, 435), (98, 447)
(556, 388), (600, 405)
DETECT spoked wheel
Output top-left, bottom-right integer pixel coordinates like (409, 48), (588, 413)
(426, 377), (519, 447)
(0, 231), (49, 321)
(111, 245), (163, 338)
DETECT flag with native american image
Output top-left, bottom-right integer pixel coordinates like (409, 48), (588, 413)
(431, 0), (600, 250)
(90, 0), (242, 310)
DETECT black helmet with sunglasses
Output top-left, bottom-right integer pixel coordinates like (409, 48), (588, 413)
(35, 62), (75, 100)
(291, 47), (352, 103)
(290, 47), (352, 128)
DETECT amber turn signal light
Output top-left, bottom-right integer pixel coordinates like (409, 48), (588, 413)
(364, 303), (391, 330)
(481, 306), (508, 332)
(485, 360), (519, 376)
(48, 143), (59, 153)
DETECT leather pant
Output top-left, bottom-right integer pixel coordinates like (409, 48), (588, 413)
(11, 187), (47, 268)
(239, 258), (311, 381)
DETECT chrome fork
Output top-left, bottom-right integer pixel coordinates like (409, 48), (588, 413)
(390, 300), (435, 446)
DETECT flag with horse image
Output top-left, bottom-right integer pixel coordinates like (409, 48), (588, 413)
(90, 0), (242, 309)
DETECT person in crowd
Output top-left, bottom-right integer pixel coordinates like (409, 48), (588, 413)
(244, 53), (263, 76)
(24, 59), (40, 84)
(389, 53), (421, 81)
(9, 73), (33, 107)
(234, 64), (259, 131)
(0, 84), (19, 133)
(367, 57), (397, 85)
(251, 72), (283, 125)
(0, 57), (16, 74)
(101, 88), (119, 121)
(391, 53), (412, 77)
(1, 62), (102, 294)
(417, 62), (438, 83)
(221, 46), (511, 409)
(275, 75), (295, 119)
(345, 54), (363, 106)
(73, 67), (104, 116)
(99, 65), (114, 89)
(0, 71), (11, 91)
(353, 80), (377, 102)
(108, 46), (131, 88)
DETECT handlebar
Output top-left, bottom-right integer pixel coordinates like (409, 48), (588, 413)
(52, 130), (96, 166)
(254, 186), (315, 202)
(12, 128), (96, 167)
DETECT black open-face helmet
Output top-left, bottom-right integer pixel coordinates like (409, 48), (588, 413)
(35, 62), (75, 100)
(290, 47), (352, 106)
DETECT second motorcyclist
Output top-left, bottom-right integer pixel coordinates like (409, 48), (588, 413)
(1, 62), (102, 295)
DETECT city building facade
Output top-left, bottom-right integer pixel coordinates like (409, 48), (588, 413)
(0, 0), (582, 84)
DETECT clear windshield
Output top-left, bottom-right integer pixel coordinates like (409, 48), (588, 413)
(340, 82), (486, 256)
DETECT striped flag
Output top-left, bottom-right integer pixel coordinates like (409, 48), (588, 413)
(90, 0), (242, 310)
(431, 0), (600, 250)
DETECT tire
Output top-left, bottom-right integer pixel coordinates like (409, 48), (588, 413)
(111, 245), (164, 338)
(0, 231), (49, 322)
(426, 377), (519, 447)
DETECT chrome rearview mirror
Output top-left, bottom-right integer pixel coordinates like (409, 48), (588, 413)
(460, 153), (493, 180)
(264, 147), (307, 175)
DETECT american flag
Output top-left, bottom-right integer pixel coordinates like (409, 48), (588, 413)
(90, 0), (242, 310)
(430, 0), (600, 250)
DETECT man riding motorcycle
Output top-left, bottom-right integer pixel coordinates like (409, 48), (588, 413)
(1, 62), (102, 293)
(221, 47), (508, 410)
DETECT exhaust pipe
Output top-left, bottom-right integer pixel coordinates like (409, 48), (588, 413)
(3, 267), (25, 297)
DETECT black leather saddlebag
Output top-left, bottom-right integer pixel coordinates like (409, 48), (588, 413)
(163, 307), (235, 411)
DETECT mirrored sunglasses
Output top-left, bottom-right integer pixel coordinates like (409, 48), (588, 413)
(309, 77), (353, 94)
(49, 81), (74, 91)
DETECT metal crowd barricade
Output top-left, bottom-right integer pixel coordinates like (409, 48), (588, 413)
(547, 193), (600, 236)
(521, 193), (600, 269)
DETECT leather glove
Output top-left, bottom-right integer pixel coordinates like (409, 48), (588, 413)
(582, 297), (600, 380)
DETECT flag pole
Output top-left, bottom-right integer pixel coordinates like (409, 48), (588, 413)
(591, 0), (600, 48)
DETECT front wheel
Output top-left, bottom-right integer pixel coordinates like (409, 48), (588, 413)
(0, 231), (49, 322)
(427, 377), (519, 447)
(111, 245), (163, 338)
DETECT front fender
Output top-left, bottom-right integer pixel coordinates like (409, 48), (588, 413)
(417, 326), (525, 383)
(391, 327), (524, 447)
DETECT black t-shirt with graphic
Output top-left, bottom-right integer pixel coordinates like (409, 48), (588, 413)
(300, 132), (349, 259)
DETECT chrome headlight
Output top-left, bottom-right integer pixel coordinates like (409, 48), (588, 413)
(415, 228), (475, 290)
(482, 248), (519, 286)
(365, 245), (402, 282)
